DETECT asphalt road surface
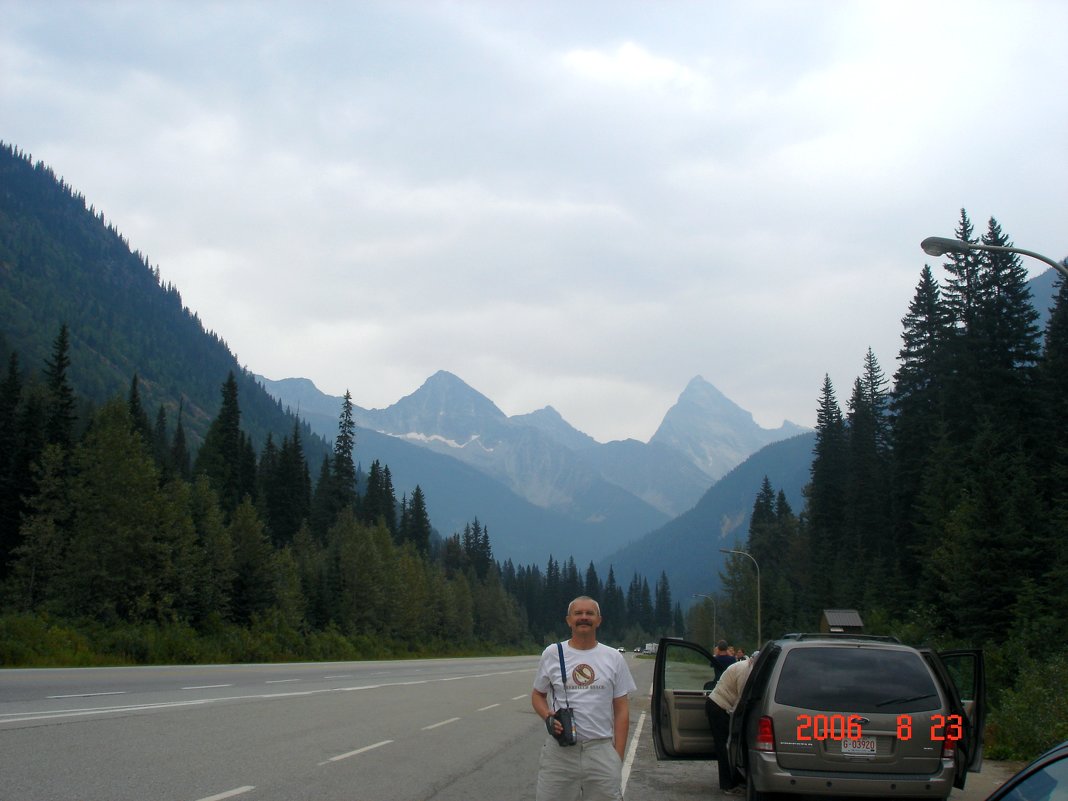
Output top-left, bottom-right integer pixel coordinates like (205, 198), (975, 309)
(0, 653), (1021, 801)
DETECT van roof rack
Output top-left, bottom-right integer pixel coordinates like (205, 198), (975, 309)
(780, 633), (901, 643)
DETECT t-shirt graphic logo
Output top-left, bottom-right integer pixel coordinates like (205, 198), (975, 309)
(572, 663), (596, 687)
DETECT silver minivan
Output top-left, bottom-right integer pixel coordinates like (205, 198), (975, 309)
(652, 633), (985, 801)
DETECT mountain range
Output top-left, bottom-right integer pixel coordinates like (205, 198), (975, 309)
(2, 142), (1061, 601)
(257, 371), (807, 566)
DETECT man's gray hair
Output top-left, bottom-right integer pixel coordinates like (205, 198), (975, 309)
(567, 596), (601, 616)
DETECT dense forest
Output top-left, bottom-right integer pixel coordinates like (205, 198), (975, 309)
(0, 330), (681, 663)
(688, 210), (1067, 758)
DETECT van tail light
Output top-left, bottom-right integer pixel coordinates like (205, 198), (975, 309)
(941, 736), (957, 761)
(755, 715), (776, 752)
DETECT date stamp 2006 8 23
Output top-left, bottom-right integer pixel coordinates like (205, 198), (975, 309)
(795, 713), (963, 742)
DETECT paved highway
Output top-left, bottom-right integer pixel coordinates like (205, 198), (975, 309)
(0, 654), (1017, 800)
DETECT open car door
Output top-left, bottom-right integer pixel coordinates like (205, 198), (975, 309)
(921, 648), (985, 788)
(939, 649), (986, 782)
(651, 637), (721, 760)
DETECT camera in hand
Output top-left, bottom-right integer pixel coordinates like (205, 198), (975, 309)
(553, 707), (577, 746)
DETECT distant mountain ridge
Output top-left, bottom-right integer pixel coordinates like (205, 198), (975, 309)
(257, 370), (809, 562)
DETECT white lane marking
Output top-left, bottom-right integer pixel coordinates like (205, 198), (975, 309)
(621, 710), (645, 797)
(265, 679), (300, 684)
(423, 717), (461, 730)
(323, 675), (352, 679)
(5, 668), (536, 725)
(182, 684), (233, 690)
(512, 694), (528, 701)
(318, 739), (394, 765)
(47, 691), (127, 699)
(193, 787), (255, 801)
(478, 703), (500, 711)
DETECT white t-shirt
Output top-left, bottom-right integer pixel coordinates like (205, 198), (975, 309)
(533, 641), (637, 741)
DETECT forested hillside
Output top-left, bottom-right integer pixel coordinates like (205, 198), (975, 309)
(0, 142), (324, 460)
(696, 211), (1068, 759)
(0, 144), (679, 665)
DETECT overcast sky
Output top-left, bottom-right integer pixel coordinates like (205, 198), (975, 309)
(3, 1), (1066, 442)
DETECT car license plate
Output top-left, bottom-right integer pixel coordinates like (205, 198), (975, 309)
(842, 737), (877, 755)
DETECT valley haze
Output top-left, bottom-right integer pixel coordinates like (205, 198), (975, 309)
(258, 370), (809, 574)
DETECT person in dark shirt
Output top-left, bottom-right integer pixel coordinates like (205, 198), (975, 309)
(713, 640), (736, 672)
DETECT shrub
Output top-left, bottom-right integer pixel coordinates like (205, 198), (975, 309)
(986, 652), (1068, 760)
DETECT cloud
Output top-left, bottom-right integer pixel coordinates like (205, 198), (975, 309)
(2, 0), (1067, 442)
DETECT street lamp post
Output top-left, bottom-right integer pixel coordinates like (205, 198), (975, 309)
(920, 236), (1068, 281)
(692, 593), (717, 644)
(720, 548), (761, 649)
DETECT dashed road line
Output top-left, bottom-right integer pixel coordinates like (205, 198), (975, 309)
(47, 691), (127, 699)
(192, 785), (254, 801)
(318, 739), (394, 765)
(182, 684), (233, 690)
(478, 703), (500, 711)
(422, 717), (461, 730)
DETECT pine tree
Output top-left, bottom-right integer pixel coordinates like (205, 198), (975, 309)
(7, 444), (70, 610)
(228, 497), (277, 625)
(127, 374), (153, 447)
(891, 265), (951, 582)
(842, 351), (893, 604)
(332, 390), (357, 512)
(194, 373), (246, 519)
(57, 400), (163, 622)
(805, 374), (847, 607)
(170, 400), (191, 481)
(0, 352), (24, 576)
(654, 571), (673, 633)
(43, 324), (76, 453)
(400, 486), (431, 554)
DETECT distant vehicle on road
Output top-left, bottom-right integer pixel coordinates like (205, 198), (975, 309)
(643, 642), (658, 655)
(652, 633), (985, 801)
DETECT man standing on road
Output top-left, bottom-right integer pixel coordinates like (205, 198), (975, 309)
(531, 596), (637, 801)
(706, 652), (758, 795)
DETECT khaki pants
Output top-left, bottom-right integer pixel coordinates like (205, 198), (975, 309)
(535, 735), (622, 801)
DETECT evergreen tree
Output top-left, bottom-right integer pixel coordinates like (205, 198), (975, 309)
(152, 405), (173, 480)
(57, 400), (164, 622)
(188, 474), (234, 622)
(193, 373), (246, 519)
(891, 264), (951, 582)
(228, 496), (277, 625)
(842, 351), (893, 604)
(332, 390), (357, 512)
(170, 400), (191, 481)
(584, 561), (602, 601)
(600, 566), (625, 639)
(362, 460), (397, 534)
(127, 374), (153, 447)
(7, 444), (70, 610)
(398, 487), (434, 556)
(654, 571), (673, 633)
(43, 324), (76, 452)
(0, 353), (24, 576)
(805, 374), (847, 607)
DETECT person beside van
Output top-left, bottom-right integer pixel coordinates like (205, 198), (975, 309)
(706, 653), (758, 795)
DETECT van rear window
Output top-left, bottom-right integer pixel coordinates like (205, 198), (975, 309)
(774, 648), (941, 713)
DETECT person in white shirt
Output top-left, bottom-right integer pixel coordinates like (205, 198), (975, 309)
(531, 596), (637, 801)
